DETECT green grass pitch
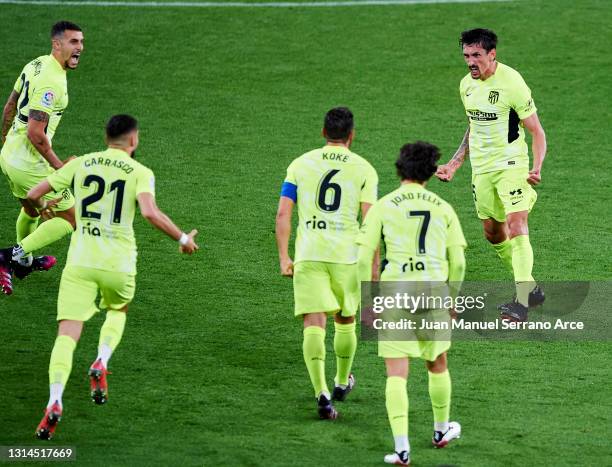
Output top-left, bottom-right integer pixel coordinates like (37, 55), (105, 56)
(1, 0), (610, 465)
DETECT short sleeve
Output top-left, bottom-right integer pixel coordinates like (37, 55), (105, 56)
(136, 168), (156, 197)
(47, 158), (80, 191)
(357, 202), (383, 250)
(360, 163), (378, 205)
(13, 70), (25, 94)
(446, 206), (467, 248)
(284, 160), (297, 185)
(459, 79), (466, 107)
(508, 73), (537, 120)
(29, 81), (62, 115)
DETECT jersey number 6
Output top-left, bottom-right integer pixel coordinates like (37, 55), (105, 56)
(317, 169), (342, 212)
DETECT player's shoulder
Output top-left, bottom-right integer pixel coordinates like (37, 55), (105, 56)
(292, 147), (320, 164)
(497, 62), (526, 83)
(424, 187), (459, 219)
(459, 73), (472, 90)
(347, 149), (376, 171)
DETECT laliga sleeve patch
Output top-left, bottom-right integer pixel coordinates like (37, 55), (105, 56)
(149, 175), (156, 192)
(41, 90), (55, 108)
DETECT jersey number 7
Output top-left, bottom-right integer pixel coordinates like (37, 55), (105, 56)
(408, 210), (430, 255)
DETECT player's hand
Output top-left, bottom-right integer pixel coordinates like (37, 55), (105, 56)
(527, 168), (541, 185)
(179, 229), (199, 254)
(38, 196), (63, 219)
(435, 164), (455, 182)
(280, 257), (294, 277)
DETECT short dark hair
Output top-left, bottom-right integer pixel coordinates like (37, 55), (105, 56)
(324, 107), (354, 141)
(395, 141), (441, 182)
(51, 21), (82, 38)
(106, 114), (138, 140)
(460, 28), (497, 52)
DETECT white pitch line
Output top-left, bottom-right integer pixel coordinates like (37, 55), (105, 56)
(0, 0), (511, 8)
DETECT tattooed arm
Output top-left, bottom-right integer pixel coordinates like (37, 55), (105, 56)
(435, 127), (470, 182)
(1, 91), (19, 144)
(27, 110), (64, 169)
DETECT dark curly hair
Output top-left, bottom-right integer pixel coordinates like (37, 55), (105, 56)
(395, 141), (440, 182)
(51, 21), (82, 38)
(460, 28), (497, 52)
(106, 114), (138, 140)
(324, 107), (354, 142)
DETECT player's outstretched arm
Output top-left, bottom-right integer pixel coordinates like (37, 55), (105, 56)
(137, 193), (198, 255)
(435, 127), (470, 182)
(27, 110), (64, 169)
(275, 196), (294, 276)
(1, 90), (19, 144)
(522, 113), (547, 185)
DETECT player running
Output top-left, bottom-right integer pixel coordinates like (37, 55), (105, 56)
(0, 21), (84, 295)
(436, 28), (547, 322)
(358, 142), (466, 466)
(33, 115), (199, 440)
(275, 107), (378, 419)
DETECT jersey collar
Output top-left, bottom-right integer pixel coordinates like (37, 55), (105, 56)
(322, 144), (350, 152)
(49, 54), (67, 75)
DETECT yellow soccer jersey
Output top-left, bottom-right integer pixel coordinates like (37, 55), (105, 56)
(47, 148), (155, 274)
(357, 183), (466, 281)
(460, 62), (537, 174)
(282, 144), (378, 264)
(1, 55), (68, 172)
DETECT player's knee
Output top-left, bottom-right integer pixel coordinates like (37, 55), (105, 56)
(483, 229), (505, 244)
(334, 313), (354, 324)
(426, 352), (447, 373)
(60, 210), (77, 229)
(482, 222), (506, 243)
(20, 199), (39, 218)
(303, 312), (326, 328)
(58, 319), (83, 342)
(385, 358), (409, 378)
(507, 215), (529, 238)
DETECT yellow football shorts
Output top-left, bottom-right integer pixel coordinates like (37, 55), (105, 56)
(471, 168), (537, 222)
(57, 266), (136, 322)
(0, 154), (74, 211)
(377, 308), (451, 362)
(293, 261), (359, 317)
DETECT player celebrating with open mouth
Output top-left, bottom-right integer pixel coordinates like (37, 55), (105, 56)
(0, 21), (84, 295)
(436, 28), (547, 322)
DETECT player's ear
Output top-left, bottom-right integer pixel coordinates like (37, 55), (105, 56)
(490, 48), (496, 60)
(347, 129), (355, 145)
(322, 128), (327, 139)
